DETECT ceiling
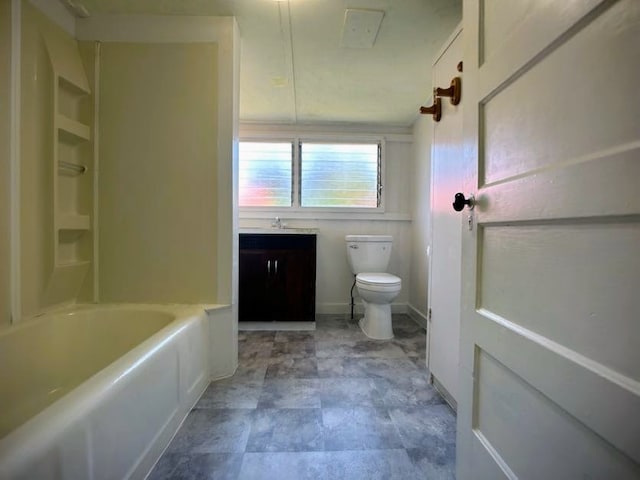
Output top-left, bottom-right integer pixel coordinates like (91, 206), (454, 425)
(75, 0), (462, 127)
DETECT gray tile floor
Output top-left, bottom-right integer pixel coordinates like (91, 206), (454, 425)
(149, 314), (456, 480)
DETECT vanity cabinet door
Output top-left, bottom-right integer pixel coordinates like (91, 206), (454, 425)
(239, 249), (273, 321)
(280, 249), (316, 321)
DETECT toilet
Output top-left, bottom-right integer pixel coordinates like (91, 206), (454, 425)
(345, 235), (402, 340)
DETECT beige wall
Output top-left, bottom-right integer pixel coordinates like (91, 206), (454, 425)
(409, 112), (433, 324)
(0, 1), (11, 326)
(98, 42), (219, 303)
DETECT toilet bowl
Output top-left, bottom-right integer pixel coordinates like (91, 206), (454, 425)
(356, 273), (402, 340)
(345, 235), (402, 340)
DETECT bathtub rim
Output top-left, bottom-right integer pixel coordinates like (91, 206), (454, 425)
(0, 303), (224, 471)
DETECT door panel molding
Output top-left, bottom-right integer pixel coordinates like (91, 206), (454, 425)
(472, 345), (639, 478)
(479, 0), (611, 98)
(479, 147), (640, 223)
(473, 309), (640, 463)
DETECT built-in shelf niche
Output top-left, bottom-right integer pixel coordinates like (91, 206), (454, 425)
(58, 229), (90, 266)
(54, 71), (92, 275)
(59, 213), (90, 231)
(58, 75), (90, 118)
(25, 5), (95, 312)
(58, 114), (90, 143)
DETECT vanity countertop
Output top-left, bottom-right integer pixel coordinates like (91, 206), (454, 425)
(239, 228), (318, 235)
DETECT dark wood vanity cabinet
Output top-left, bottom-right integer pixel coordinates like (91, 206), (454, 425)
(239, 234), (316, 322)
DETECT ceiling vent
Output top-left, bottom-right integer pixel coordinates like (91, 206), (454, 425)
(340, 9), (385, 49)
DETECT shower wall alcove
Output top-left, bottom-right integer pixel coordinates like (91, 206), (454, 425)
(21, 3), (94, 315)
(52, 61), (92, 296)
(19, 3), (238, 340)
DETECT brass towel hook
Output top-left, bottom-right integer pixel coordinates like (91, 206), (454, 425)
(435, 77), (461, 105)
(419, 96), (441, 122)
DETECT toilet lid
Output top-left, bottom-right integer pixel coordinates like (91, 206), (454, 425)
(356, 273), (401, 287)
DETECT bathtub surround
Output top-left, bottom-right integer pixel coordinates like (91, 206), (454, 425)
(27, 0), (76, 35)
(73, 12), (241, 310)
(209, 306), (239, 381)
(19, 1), (95, 319)
(10, 6), (240, 320)
(76, 13), (242, 388)
(0, 2), (11, 327)
(75, 14), (241, 308)
(149, 314), (455, 480)
(96, 41), (219, 303)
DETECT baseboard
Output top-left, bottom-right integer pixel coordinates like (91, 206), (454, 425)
(432, 375), (457, 412)
(407, 303), (428, 329)
(315, 303), (351, 315)
(316, 302), (409, 315)
(238, 321), (316, 331)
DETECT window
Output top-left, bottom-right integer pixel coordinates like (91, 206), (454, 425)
(238, 142), (292, 207)
(300, 143), (380, 208)
(239, 139), (382, 210)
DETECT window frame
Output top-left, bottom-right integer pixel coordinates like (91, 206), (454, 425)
(238, 135), (386, 214)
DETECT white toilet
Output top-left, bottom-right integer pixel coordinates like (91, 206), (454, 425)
(345, 235), (402, 340)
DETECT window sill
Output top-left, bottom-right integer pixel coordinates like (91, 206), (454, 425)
(238, 209), (411, 222)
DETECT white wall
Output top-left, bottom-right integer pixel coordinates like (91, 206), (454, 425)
(408, 112), (433, 326)
(238, 124), (413, 314)
(0, 1), (11, 326)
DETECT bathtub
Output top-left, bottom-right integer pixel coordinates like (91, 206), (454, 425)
(0, 304), (217, 480)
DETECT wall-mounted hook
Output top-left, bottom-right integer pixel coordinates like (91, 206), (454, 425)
(419, 97), (441, 122)
(457, 61), (463, 72)
(435, 77), (461, 105)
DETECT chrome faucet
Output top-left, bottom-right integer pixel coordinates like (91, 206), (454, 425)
(271, 216), (285, 229)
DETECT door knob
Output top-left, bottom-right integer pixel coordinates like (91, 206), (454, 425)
(453, 193), (474, 211)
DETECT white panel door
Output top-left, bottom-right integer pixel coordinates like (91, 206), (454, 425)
(428, 27), (463, 405)
(457, 1), (640, 478)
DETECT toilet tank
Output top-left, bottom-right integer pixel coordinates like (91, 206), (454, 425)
(345, 235), (393, 274)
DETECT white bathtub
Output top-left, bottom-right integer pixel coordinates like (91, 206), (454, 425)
(0, 304), (216, 480)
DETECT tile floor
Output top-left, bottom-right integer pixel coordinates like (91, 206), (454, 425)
(149, 314), (456, 480)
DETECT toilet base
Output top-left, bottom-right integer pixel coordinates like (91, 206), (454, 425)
(358, 302), (393, 340)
